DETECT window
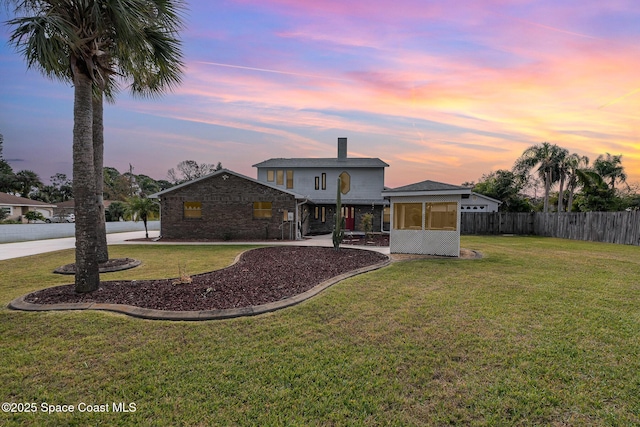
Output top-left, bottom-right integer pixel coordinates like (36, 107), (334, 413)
(426, 202), (457, 230)
(183, 201), (202, 219)
(321, 173), (326, 190)
(276, 170), (284, 185)
(321, 207), (326, 223)
(393, 203), (422, 230)
(314, 206), (319, 219)
(267, 170), (275, 182)
(286, 170), (294, 189)
(339, 171), (350, 194)
(253, 201), (272, 218)
(315, 176), (320, 190)
(382, 206), (391, 232)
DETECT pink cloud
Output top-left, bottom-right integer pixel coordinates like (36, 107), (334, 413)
(117, 1), (640, 185)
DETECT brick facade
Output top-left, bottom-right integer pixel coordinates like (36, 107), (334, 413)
(158, 172), (298, 240)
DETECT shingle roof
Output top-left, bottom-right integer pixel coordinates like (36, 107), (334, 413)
(0, 192), (56, 207)
(253, 158), (389, 168)
(381, 180), (471, 196)
(148, 169), (306, 199)
(386, 180), (468, 193)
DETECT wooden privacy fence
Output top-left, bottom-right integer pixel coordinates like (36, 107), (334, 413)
(461, 211), (640, 246)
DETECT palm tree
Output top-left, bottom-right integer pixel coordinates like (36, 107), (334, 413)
(514, 142), (568, 213)
(555, 150), (570, 212)
(6, 0), (184, 293)
(125, 196), (158, 239)
(91, 3), (184, 263)
(565, 154), (590, 212)
(574, 168), (612, 211)
(593, 153), (627, 192)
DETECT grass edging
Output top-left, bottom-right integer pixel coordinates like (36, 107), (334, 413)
(8, 250), (391, 321)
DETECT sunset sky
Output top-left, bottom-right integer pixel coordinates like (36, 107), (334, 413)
(1, 0), (639, 189)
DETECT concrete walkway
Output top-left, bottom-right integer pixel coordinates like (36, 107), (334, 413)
(0, 231), (389, 261)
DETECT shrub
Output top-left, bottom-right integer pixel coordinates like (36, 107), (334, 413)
(24, 211), (45, 223)
(360, 213), (373, 238)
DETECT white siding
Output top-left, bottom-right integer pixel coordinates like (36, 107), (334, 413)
(461, 193), (500, 212)
(257, 167), (385, 201)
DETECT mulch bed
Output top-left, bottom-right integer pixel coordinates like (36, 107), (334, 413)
(25, 247), (388, 311)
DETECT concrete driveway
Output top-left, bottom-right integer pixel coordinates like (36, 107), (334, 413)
(0, 230), (159, 261)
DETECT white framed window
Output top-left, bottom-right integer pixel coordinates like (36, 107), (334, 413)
(426, 202), (457, 230)
(393, 203), (422, 230)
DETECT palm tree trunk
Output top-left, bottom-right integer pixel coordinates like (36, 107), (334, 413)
(557, 175), (565, 212)
(567, 186), (575, 212)
(93, 93), (109, 263)
(73, 70), (100, 293)
(543, 170), (551, 213)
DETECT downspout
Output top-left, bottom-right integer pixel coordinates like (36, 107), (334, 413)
(382, 197), (390, 233)
(152, 198), (161, 241)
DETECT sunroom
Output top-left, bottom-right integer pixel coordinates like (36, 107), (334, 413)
(381, 180), (471, 256)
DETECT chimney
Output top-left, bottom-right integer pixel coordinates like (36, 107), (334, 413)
(337, 137), (347, 159)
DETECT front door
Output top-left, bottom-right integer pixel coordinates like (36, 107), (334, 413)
(343, 206), (355, 230)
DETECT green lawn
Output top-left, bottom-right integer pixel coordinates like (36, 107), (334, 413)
(1, 237), (639, 426)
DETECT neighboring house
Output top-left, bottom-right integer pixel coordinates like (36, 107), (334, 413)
(461, 192), (501, 213)
(53, 199), (75, 217)
(0, 192), (56, 222)
(150, 169), (305, 240)
(382, 180), (471, 256)
(253, 138), (389, 234)
(54, 199), (116, 217)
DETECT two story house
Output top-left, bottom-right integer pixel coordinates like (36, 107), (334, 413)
(253, 138), (389, 235)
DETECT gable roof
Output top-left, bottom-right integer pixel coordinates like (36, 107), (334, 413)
(0, 192), (56, 207)
(55, 199), (75, 208)
(381, 180), (471, 197)
(467, 192), (502, 205)
(148, 168), (306, 199)
(253, 157), (389, 169)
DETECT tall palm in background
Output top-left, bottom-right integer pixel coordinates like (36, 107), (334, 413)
(565, 154), (590, 212)
(514, 142), (568, 213)
(593, 153), (627, 192)
(554, 149), (570, 212)
(6, 0), (184, 292)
